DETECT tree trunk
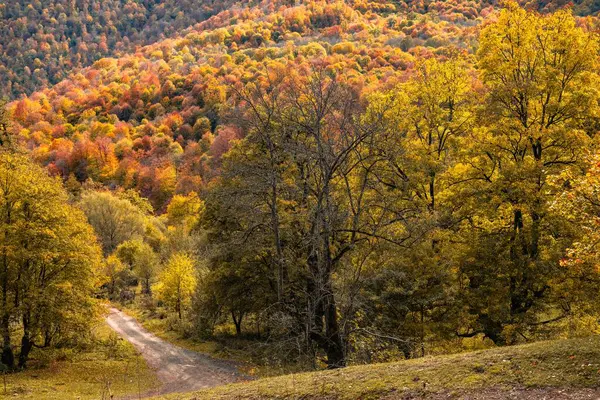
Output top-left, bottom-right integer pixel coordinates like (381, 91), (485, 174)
(307, 251), (346, 368)
(231, 310), (243, 336)
(143, 278), (152, 296)
(479, 314), (507, 346)
(18, 313), (32, 369)
(323, 290), (345, 368)
(1, 254), (13, 369)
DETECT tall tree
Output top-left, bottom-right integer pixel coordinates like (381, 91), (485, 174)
(457, 2), (600, 344)
(205, 65), (389, 367)
(360, 58), (474, 356)
(0, 153), (101, 368)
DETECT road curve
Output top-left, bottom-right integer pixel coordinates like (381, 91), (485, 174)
(106, 307), (246, 397)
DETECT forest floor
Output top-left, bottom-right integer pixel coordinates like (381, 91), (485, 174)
(106, 307), (247, 397)
(152, 335), (600, 400)
(0, 320), (158, 399)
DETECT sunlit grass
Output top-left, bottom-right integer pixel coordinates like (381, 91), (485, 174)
(155, 335), (600, 399)
(0, 322), (158, 399)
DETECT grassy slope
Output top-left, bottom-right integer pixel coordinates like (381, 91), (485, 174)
(155, 335), (600, 400)
(0, 322), (158, 399)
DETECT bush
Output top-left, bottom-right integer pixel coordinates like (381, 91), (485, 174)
(165, 313), (195, 338)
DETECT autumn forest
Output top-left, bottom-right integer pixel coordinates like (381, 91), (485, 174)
(2, 0), (600, 398)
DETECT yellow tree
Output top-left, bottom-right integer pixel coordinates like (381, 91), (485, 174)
(101, 255), (126, 298)
(156, 253), (197, 319)
(362, 58), (474, 356)
(165, 191), (204, 232)
(0, 153), (102, 368)
(458, 2), (600, 344)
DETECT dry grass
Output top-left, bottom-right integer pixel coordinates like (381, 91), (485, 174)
(0, 322), (158, 399)
(154, 335), (600, 400)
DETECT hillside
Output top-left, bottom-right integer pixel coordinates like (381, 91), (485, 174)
(7, 0), (600, 210)
(1, 0), (599, 99)
(0, 0), (245, 99)
(4, 0), (600, 397)
(5, 0), (482, 209)
(2, 0), (583, 209)
(158, 336), (600, 399)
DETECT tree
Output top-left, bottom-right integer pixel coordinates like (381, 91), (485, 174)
(0, 152), (101, 369)
(551, 154), (600, 313)
(205, 65), (387, 368)
(457, 2), (600, 344)
(115, 239), (159, 295)
(101, 255), (127, 299)
(360, 57), (474, 356)
(0, 101), (10, 147)
(79, 190), (146, 255)
(165, 191), (204, 232)
(156, 253), (197, 319)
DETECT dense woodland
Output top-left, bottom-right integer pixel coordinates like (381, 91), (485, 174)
(2, 0), (600, 99)
(2, 0), (600, 373)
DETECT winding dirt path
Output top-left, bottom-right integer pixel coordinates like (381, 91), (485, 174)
(106, 307), (245, 397)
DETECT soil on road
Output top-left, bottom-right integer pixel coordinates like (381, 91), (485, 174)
(106, 307), (246, 397)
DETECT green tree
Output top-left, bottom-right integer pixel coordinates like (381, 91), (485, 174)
(79, 190), (146, 255)
(101, 255), (127, 298)
(115, 239), (159, 295)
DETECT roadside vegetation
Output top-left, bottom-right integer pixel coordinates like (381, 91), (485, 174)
(1, 321), (158, 399)
(117, 300), (302, 377)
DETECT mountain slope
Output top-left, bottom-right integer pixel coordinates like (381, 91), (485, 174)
(3, 0), (600, 210)
(0, 0), (244, 99)
(5, 0), (483, 209)
(2, 0), (599, 99)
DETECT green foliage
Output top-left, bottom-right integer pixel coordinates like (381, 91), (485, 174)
(115, 238), (159, 295)
(79, 190), (146, 255)
(100, 254), (127, 299)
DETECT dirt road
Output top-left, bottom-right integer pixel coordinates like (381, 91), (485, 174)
(106, 307), (245, 397)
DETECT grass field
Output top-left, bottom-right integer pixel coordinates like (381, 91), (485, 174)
(154, 335), (600, 399)
(0, 321), (158, 399)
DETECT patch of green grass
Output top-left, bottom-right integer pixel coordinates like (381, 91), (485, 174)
(154, 335), (600, 399)
(0, 322), (159, 399)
